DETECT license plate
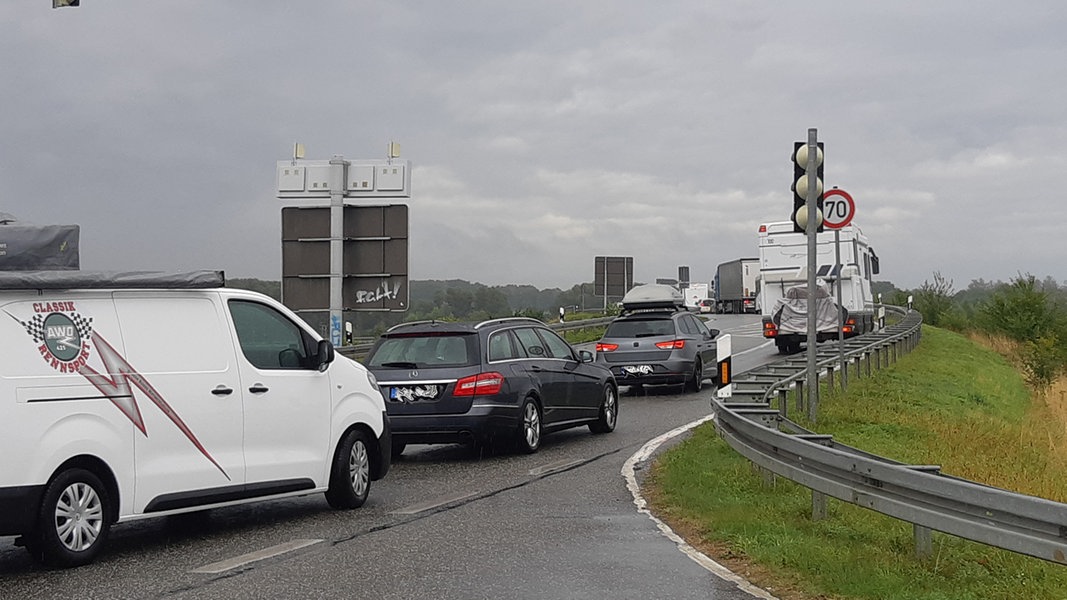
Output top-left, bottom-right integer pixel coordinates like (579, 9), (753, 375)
(388, 384), (441, 403)
(621, 365), (654, 376)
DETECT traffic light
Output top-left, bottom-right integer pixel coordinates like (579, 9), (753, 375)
(791, 141), (824, 233)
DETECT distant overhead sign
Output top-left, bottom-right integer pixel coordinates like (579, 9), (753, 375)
(594, 256), (633, 297)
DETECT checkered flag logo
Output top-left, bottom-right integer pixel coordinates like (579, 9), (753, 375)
(71, 312), (94, 340)
(20, 312), (93, 347)
(20, 314), (47, 344)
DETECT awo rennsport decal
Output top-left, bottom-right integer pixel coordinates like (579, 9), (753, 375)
(9, 302), (229, 480)
(22, 303), (94, 373)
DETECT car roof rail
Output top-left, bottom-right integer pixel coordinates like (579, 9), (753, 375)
(385, 319), (444, 332)
(474, 316), (544, 329)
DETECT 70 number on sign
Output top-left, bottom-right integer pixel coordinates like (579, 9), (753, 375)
(822, 188), (855, 229)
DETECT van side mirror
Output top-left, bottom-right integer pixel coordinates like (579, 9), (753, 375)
(316, 339), (335, 372)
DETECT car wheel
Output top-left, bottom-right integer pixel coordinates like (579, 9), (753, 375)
(31, 468), (111, 567)
(325, 429), (372, 509)
(516, 397), (542, 454)
(684, 360), (704, 393)
(589, 384), (618, 434)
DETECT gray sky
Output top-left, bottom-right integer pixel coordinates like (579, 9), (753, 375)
(5, 2), (1067, 291)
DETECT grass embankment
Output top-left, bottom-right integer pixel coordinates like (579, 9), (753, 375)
(645, 326), (1067, 600)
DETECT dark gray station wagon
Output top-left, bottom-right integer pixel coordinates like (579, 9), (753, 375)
(364, 317), (618, 455)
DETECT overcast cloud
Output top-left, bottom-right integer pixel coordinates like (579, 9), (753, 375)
(4, 2), (1067, 290)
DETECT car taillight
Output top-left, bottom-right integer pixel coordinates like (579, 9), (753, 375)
(596, 342), (618, 352)
(655, 340), (685, 350)
(763, 321), (778, 338)
(842, 317), (856, 335)
(453, 372), (505, 396)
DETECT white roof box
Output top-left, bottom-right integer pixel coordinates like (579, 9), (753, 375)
(620, 284), (684, 311)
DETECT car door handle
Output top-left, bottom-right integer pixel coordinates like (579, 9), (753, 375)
(530, 366), (543, 372)
(248, 384), (269, 394)
(211, 386), (234, 396)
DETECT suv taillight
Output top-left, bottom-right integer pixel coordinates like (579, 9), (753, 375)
(453, 372), (505, 396)
(596, 342), (619, 352)
(655, 340), (685, 350)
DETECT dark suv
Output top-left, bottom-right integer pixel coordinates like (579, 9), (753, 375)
(364, 317), (618, 455)
(595, 285), (719, 393)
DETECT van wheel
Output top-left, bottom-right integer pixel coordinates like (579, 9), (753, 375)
(516, 397), (542, 454)
(31, 468), (111, 567)
(589, 384), (618, 434)
(684, 361), (704, 393)
(325, 429), (372, 509)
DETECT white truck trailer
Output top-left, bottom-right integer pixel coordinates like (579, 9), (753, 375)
(757, 221), (880, 353)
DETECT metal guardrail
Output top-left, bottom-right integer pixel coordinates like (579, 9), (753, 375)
(712, 307), (1067, 564)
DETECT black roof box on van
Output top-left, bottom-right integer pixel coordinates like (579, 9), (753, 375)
(0, 270), (225, 290)
(620, 284), (684, 312)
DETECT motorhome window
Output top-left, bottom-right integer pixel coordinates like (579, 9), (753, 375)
(228, 300), (309, 370)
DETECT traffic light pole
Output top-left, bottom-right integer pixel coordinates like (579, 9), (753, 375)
(804, 128), (819, 422)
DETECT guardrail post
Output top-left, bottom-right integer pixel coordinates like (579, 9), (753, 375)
(864, 352), (872, 377)
(778, 389), (789, 416)
(812, 491), (827, 521)
(914, 524), (932, 559)
(794, 380), (805, 413)
(826, 365), (835, 390)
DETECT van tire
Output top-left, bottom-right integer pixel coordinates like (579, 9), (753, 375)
(325, 429), (372, 509)
(31, 468), (111, 567)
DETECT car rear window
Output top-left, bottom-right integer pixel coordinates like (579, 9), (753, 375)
(605, 317), (675, 338)
(366, 333), (479, 368)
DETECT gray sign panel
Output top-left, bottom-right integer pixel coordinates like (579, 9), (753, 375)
(281, 206), (408, 312)
(593, 256), (633, 297)
(0, 225), (80, 271)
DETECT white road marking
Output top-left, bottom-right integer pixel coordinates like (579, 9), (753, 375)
(191, 539), (323, 574)
(623, 417), (781, 600)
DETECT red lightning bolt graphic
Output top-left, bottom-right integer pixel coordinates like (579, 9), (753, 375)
(78, 332), (230, 481)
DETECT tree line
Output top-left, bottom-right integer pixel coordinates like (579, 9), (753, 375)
(895, 272), (1067, 389)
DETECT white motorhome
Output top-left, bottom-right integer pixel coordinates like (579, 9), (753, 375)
(0, 271), (391, 567)
(757, 222), (880, 353)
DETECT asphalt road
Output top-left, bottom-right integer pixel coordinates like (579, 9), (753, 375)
(0, 314), (781, 600)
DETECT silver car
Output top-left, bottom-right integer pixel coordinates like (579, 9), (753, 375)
(595, 300), (719, 393)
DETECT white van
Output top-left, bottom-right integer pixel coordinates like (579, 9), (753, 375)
(0, 270), (391, 567)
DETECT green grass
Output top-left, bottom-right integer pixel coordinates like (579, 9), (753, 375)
(645, 326), (1067, 600)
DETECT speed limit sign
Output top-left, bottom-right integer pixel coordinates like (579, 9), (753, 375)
(822, 188), (855, 229)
